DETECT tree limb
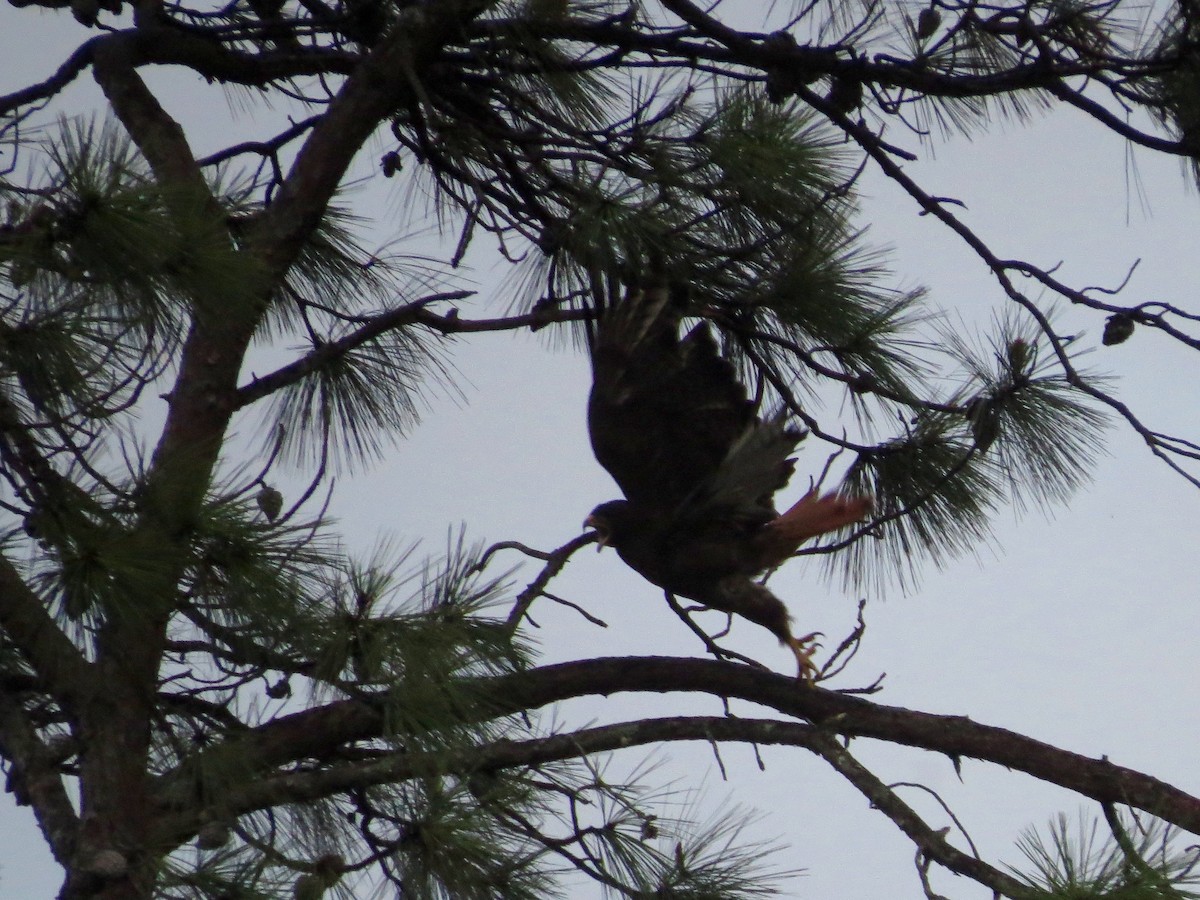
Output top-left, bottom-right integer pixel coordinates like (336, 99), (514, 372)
(806, 728), (1038, 898)
(0, 689), (79, 866)
(0, 554), (90, 714)
(154, 655), (1200, 844)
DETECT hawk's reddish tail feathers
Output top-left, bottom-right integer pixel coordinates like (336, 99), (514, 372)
(759, 490), (873, 567)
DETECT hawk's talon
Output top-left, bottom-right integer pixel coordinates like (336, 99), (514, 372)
(787, 631), (823, 683)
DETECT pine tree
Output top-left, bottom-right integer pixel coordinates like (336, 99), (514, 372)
(1, 1), (1199, 898)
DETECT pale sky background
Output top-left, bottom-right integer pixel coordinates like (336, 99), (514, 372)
(2, 3), (1200, 898)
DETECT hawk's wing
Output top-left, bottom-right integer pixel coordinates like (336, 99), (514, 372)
(587, 277), (798, 518)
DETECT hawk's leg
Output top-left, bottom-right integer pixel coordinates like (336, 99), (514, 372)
(785, 631), (822, 682)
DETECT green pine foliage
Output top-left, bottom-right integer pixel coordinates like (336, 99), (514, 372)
(841, 407), (1001, 590)
(941, 320), (1110, 510)
(268, 325), (445, 473)
(833, 315), (1107, 589)
(1139, 2), (1200, 181)
(1010, 811), (1200, 899)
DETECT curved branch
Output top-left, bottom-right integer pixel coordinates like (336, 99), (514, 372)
(91, 35), (211, 198)
(0, 35), (100, 115)
(167, 715), (822, 839)
(156, 655), (1200, 842)
(806, 729), (1038, 899)
(493, 657), (1200, 836)
(170, 713), (1045, 899)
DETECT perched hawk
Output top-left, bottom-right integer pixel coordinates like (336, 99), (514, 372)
(584, 275), (871, 679)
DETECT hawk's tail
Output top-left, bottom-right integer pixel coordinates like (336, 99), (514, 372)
(759, 490), (873, 565)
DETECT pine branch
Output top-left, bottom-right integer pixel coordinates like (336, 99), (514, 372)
(244, 0), (499, 274)
(0, 35), (99, 115)
(91, 37), (212, 201)
(806, 728), (1040, 899)
(152, 656), (1200, 845)
(0, 690), (80, 866)
(234, 292), (473, 408)
(487, 658), (1200, 836)
(175, 717), (803, 828)
(0, 554), (90, 714)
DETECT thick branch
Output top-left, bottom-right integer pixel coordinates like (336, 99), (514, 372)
(164, 715), (818, 839)
(0, 554), (89, 712)
(485, 658), (1200, 835)
(155, 656), (1200, 841)
(0, 690), (79, 866)
(168, 715), (1046, 900)
(90, 35), (212, 197)
(246, 0), (500, 274)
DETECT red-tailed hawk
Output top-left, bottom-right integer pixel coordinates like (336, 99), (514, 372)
(585, 275), (871, 679)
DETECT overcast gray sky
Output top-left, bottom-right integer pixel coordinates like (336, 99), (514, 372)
(2, 4), (1199, 898)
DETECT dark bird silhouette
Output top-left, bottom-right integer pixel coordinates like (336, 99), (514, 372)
(584, 274), (871, 678)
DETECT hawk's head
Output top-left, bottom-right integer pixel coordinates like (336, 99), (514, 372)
(584, 499), (638, 551)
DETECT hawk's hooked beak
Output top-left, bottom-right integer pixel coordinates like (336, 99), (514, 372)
(584, 514), (609, 551)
